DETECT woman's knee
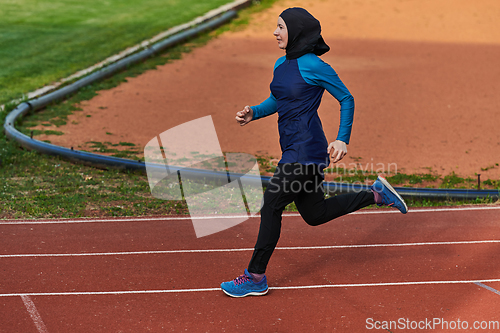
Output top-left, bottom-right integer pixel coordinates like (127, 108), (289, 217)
(300, 211), (324, 226)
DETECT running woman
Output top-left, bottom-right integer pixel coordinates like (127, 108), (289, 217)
(221, 7), (407, 298)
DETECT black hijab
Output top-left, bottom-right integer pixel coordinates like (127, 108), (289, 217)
(279, 7), (330, 60)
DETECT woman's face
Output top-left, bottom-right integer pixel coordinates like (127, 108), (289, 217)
(273, 16), (288, 49)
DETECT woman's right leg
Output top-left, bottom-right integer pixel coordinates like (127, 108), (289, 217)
(221, 164), (315, 297)
(247, 163), (316, 274)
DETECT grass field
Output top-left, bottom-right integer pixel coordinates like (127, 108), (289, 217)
(0, 0), (236, 106)
(0, 0), (498, 219)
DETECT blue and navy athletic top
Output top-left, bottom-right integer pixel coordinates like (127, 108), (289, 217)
(251, 53), (354, 169)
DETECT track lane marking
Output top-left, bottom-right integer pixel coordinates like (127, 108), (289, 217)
(3, 278), (500, 297)
(2, 239), (499, 258)
(21, 295), (49, 333)
(475, 282), (500, 296)
(1, 206), (499, 225)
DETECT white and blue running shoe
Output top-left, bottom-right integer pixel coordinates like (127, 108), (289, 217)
(371, 176), (408, 214)
(221, 269), (269, 297)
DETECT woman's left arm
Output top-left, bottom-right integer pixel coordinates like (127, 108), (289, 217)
(298, 55), (354, 162)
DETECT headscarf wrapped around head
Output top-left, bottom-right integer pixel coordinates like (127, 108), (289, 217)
(279, 7), (330, 60)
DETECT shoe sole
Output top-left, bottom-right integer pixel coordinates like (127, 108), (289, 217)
(221, 288), (269, 298)
(378, 176), (408, 214)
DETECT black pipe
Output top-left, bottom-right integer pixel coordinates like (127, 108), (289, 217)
(322, 182), (499, 200)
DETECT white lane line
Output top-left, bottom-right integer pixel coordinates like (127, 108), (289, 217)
(1, 205), (499, 225)
(273, 278), (500, 290)
(2, 239), (499, 258)
(475, 282), (500, 296)
(0, 215), (260, 225)
(21, 295), (49, 333)
(3, 278), (500, 297)
(354, 206), (500, 214)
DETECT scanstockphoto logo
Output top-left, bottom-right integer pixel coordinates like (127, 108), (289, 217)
(144, 116), (264, 238)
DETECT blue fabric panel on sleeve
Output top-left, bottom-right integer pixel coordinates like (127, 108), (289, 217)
(251, 93), (277, 120)
(297, 54), (354, 144)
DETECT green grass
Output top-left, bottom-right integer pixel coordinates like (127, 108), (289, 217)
(0, 151), (189, 218)
(0, 0), (236, 105)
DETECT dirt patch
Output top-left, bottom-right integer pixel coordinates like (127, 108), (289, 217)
(34, 0), (500, 179)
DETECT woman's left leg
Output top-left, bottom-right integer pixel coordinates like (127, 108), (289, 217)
(294, 171), (375, 226)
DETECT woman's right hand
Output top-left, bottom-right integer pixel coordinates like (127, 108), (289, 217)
(235, 105), (253, 126)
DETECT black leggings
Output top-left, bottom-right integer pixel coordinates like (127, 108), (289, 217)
(248, 163), (375, 274)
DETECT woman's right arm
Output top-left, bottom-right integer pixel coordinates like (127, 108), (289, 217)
(235, 105), (253, 126)
(235, 93), (277, 126)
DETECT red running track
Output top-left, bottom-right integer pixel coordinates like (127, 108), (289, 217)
(1, 206), (500, 332)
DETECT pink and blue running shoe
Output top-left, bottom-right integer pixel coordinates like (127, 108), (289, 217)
(220, 269), (269, 297)
(371, 176), (408, 214)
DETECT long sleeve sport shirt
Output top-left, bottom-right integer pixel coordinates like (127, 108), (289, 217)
(251, 53), (354, 168)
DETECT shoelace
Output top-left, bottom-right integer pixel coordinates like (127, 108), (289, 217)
(233, 274), (251, 285)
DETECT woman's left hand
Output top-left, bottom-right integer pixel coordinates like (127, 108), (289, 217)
(327, 140), (347, 164)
